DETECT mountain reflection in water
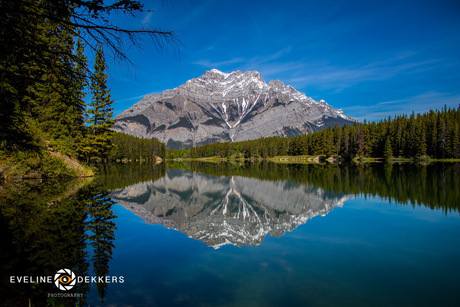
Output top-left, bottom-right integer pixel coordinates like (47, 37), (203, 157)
(2, 162), (459, 306)
(110, 169), (349, 248)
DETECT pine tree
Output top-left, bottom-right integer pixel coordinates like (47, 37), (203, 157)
(384, 136), (393, 160)
(323, 128), (335, 157)
(86, 188), (117, 303)
(1, 0), (175, 155)
(29, 14), (79, 153)
(354, 126), (365, 157)
(416, 122), (427, 157)
(72, 37), (89, 155)
(72, 37), (88, 130)
(437, 115), (447, 158)
(0, 0), (45, 151)
(453, 122), (460, 158)
(83, 46), (114, 163)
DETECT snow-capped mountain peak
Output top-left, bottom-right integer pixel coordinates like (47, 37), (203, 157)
(114, 69), (357, 149)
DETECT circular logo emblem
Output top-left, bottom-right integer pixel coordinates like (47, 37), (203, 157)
(54, 268), (76, 291)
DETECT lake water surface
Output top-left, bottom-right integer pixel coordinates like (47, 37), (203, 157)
(1, 162), (459, 306)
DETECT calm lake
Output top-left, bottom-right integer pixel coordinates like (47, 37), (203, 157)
(1, 162), (460, 306)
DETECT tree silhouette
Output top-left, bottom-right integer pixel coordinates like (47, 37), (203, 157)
(86, 187), (117, 303)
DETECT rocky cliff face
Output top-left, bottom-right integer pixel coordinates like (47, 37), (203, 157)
(113, 69), (356, 149)
(110, 169), (349, 248)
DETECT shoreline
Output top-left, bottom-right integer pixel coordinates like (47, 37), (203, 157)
(167, 155), (460, 164)
(0, 151), (94, 181)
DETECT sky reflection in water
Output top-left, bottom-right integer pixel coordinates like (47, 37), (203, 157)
(89, 165), (460, 306)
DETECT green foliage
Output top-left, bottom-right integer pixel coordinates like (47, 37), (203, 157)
(384, 136), (393, 160)
(178, 106), (460, 161)
(1, 0), (171, 172)
(0, 150), (82, 179)
(86, 187), (117, 302)
(80, 46), (115, 163)
(0, 0), (45, 151)
(109, 132), (166, 162)
(184, 161), (460, 213)
(40, 155), (79, 178)
(1, 141), (95, 179)
(0, 178), (116, 305)
(97, 163), (166, 190)
(0, 0), (94, 154)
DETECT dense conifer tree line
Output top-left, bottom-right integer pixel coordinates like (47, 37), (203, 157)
(180, 162), (460, 213)
(3, 1), (457, 166)
(98, 162), (166, 190)
(1, 0), (173, 165)
(78, 46), (115, 163)
(180, 106), (460, 160)
(109, 132), (166, 162)
(0, 179), (118, 305)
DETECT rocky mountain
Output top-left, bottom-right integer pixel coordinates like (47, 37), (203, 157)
(113, 69), (356, 149)
(110, 169), (349, 248)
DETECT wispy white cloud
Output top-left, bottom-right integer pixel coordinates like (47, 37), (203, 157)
(343, 91), (460, 121)
(254, 62), (304, 79)
(191, 46), (300, 81)
(249, 46), (293, 64)
(284, 57), (441, 91)
(116, 92), (156, 103)
(141, 11), (154, 25)
(170, 0), (215, 30)
(192, 47), (442, 95)
(192, 57), (246, 69)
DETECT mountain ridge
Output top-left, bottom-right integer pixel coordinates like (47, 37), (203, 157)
(114, 69), (356, 149)
(110, 169), (349, 248)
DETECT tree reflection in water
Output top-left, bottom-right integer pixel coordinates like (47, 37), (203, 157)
(0, 179), (117, 306)
(0, 162), (458, 305)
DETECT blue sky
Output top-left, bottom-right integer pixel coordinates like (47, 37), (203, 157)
(101, 0), (460, 121)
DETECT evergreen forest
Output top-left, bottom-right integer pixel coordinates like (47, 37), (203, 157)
(1, 0), (172, 178)
(169, 106), (460, 161)
(176, 161), (460, 213)
(2, 1), (459, 180)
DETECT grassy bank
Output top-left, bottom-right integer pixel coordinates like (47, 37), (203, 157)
(0, 150), (94, 180)
(167, 154), (460, 165)
(167, 155), (328, 164)
(269, 155), (326, 164)
(356, 156), (460, 163)
(420, 158), (460, 162)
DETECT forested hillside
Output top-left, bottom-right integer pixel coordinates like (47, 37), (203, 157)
(176, 162), (460, 213)
(170, 106), (460, 160)
(1, 0), (173, 177)
(109, 132), (165, 162)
